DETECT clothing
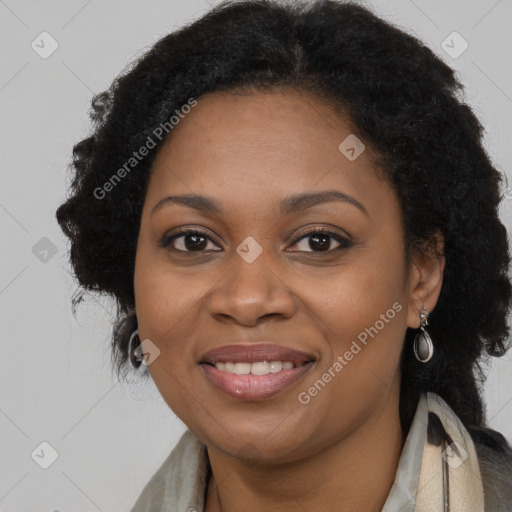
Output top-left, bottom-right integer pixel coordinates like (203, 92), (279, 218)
(131, 392), (512, 511)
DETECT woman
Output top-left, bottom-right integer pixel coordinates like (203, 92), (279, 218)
(55, 0), (512, 510)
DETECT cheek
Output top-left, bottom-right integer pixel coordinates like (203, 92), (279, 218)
(135, 224), (201, 310)
(134, 252), (209, 416)
(304, 240), (408, 397)
(312, 247), (407, 342)
(133, 244), (206, 360)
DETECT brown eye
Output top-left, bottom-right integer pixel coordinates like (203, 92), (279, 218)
(289, 229), (352, 253)
(160, 229), (221, 253)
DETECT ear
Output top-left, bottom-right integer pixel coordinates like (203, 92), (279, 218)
(406, 232), (446, 329)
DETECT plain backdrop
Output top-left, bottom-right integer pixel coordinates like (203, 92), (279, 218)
(0, 0), (511, 510)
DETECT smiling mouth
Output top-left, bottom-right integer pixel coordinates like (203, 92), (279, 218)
(199, 343), (317, 400)
(200, 358), (316, 400)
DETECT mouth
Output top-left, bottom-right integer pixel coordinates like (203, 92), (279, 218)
(199, 343), (316, 400)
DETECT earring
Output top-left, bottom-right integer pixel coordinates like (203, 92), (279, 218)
(128, 328), (143, 369)
(414, 305), (434, 363)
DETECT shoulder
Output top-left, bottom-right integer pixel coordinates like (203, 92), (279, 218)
(468, 425), (512, 511)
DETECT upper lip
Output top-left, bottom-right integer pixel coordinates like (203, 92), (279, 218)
(200, 343), (316, 364)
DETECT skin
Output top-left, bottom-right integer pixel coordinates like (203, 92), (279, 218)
(133, 89), (445, 512)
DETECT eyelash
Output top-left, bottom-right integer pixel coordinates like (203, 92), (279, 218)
(159, 227), (353, 254)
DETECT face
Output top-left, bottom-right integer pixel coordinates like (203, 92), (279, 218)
(134, 89), (432, 464)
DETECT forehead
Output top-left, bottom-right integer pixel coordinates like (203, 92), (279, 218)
(152, 89), (353, 169)
(145, 89), (394, 221)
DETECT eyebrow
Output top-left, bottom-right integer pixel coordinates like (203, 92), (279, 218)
(150, 189), (368, 217)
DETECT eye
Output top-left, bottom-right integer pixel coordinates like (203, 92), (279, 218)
(160, 228), (221, 253)
(288, 228), (352, 253)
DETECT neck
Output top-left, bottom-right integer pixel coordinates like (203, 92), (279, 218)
(204, 393), (405, 512)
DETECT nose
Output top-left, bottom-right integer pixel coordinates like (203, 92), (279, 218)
(208, 251), (297, 327)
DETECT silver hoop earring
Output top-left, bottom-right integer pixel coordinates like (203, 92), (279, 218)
(128, 328), (142, 369)
(414, 305), (434, 363)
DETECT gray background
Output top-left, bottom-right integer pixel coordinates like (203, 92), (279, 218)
(0, 0), (511, 510)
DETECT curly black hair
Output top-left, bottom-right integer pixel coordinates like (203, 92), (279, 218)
(55, 0), (511, 433)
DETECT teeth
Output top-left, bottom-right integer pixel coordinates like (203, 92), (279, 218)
(269, 361), (282, 373)
(234, 362), (251, 375)
(251, 361), (269, 375)
(214, 360), (303, 375)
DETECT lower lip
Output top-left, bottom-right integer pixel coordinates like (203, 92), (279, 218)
(201, 362), (314, 400)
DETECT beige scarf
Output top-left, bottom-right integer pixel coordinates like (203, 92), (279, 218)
(414, 393), (485, 511)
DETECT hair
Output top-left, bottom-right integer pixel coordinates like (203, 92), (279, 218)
(56, 0), (511, 433)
